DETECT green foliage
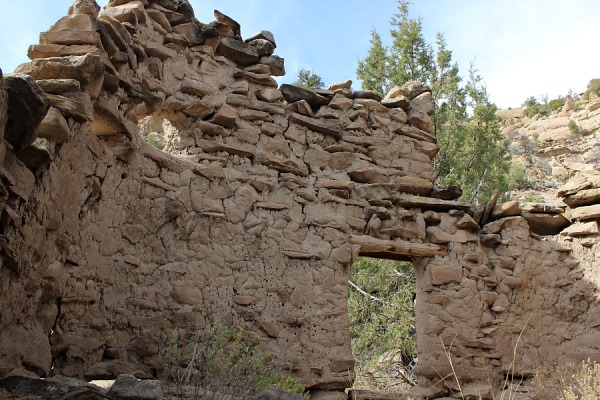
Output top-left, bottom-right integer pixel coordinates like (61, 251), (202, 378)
(356, 29), (389, 95)
(348, 257), (416, 390)
(147, 137), (165, 150)
(583, 78), (600, 99)
(162, 322), (305, 399)
(388, 1), (435, 85)
(568, 119), (581, 135)
(533, 359), (600, 399)
(357, 0), (516, 205)
(292, 68), (324, 89)
(522, 95), (565, 117)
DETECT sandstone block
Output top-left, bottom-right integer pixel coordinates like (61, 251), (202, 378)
(281, 84), (329, 108)
(288, 112), (341, 139)
(411, 91), (435, 115)
(259, 55), (285, 76)
(560, 221), (599, 236)
(217, 37), (259, 66)
(256, 87), (283, 103)
(563, 188), (600, 207)
(492, 200), (522, 219)
(408, 107), (433, 133)
(234, 70), (278, 87)
(211, 103), (237, 128)
(40, 29), (103, 48)
(429, 264), (462, 285)
(522, 211), (570, 235)
(16, 53), (104, 98)
(381, 85), (410, 108)
(570, 204), (600, 221)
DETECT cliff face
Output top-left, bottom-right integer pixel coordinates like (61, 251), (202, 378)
(0, 0), (598, 397)
(499, 95), (600, 203)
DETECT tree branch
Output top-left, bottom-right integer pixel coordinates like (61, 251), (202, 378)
(349, 280), (395, 307)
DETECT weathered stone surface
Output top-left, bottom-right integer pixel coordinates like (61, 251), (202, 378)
(394, 176), (433, 196)
(4, 74), (50, 151)
(522, 202), (566, 214)
(289, 112), (341, 139)
(351, 90), (382, 101)
(217, 37), (259, 66)
(429, 263), (462, 285)
(408, 107), (433, 132)
(36, 78), (81, 94)
(426, 226), (479, 244)
(234, 69), (278, 87)
(281, 84), (330, 108)
(492, 200), (522, 219)
(563, 188), (600, 207)
(327, 80), (352, 92)
(107, 374), (163, 400)
(348, 235), (447, 259)
(560, 221), (599, 237)
(400, 81), (430, 99)
(47, 93), (93, 122)
(381, 86), (410, 109)
(211, 103), (238, 128)
(395, 194), (472, 212)
(256, 87), (283, 103)
(255, 152), (308, 176)
(557, 175), (600, 197)
(16, 139), (53, 170)
(411, 91), (435, 115)
(287, 100), (313, 116)
(430, 184), (462, 200)
(248, 39), (276, 57)
(260, 55), (285, 76)
(0, 375), (109, 400)
(1, 2), (597, 396)
(571, 204), (600, 221)
(16, 53), (104, 98)
(522, 211), (570, 235)
(84, 360), (152, 380)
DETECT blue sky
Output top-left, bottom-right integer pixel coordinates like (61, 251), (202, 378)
(1, 0), (599, 108)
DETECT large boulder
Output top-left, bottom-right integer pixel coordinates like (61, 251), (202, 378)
(4, 74), (50, 151)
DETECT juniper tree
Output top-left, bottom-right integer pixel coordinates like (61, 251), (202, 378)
(356, 0), (517, 205)
(356, 29), (389, 95)
(292, 68), (324, 89)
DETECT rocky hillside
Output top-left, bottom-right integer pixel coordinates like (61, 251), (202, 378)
(498, 95), (600, 203)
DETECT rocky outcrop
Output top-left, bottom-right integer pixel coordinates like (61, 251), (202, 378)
(0, 1), (598, 398)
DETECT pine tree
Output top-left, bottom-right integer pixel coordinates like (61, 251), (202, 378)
(356, 29), (389, 95)
(387, 1), (435, 85)
(356, 0), (518, 205)
(292, 68), (324, 89)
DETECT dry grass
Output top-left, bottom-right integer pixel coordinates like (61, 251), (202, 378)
(533, 359), (600, 400)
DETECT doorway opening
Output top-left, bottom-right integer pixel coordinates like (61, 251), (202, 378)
(348, 257), (417, 391)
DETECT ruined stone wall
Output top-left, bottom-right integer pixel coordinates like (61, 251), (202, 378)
(0, 0), (598, 396)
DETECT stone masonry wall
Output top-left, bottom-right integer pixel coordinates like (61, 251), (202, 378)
(0, 0), (598, 396)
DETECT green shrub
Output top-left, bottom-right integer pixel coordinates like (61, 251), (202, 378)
(583, 78), (600, 100)
(147, 137), (165, 150)
(348, 257), (416, 390)
(522, 95), (565, 117)
(568, 119), (581, 135)
(161, 322), (305, 399)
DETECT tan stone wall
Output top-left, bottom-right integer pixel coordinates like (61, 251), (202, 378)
(0, 0), (598, 395)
